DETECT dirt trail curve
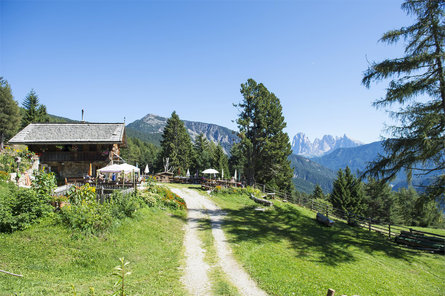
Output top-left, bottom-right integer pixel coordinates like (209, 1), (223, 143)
(170, 187), (268, 296)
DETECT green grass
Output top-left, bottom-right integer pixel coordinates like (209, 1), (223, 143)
(0, 207), (187, 296)
(207, 190), (445, 296)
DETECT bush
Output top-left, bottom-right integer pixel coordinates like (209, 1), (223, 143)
(68, 184), (96, 205)
(0, 146), (35, 173)
(60, 200), (113, 235)
(0, 182), (52, 232)
(0, 171), (9, 182)
(110, 191), (142, 219)
(142, 186), (186, 210)
(33, 170), (57, 196)
(139, 191), (157, 207)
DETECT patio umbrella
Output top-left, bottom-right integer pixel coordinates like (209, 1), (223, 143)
(144, 164), (149, 174)
(234, 169), (237, 180)
(186, 169), (190, 178)
(202, 168), (219, 174)
(202, 168), (219, 179)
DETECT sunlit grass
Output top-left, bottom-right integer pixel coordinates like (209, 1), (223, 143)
(208, 190), (445, 296)
(0, 207), (187, 296)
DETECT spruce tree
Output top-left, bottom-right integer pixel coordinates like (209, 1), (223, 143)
(228, 142), (245, 181)
(192, 133), (212, 175)
(364, 178), (395, 223)
(362, 0), (445, 202)
(330, 167), (365, 225)
(159, 111), (193, 175)
(0, 78), (21, 150)
(311, 184), (325, 200)
(212, 144), (230, 179)
(21, 89), (49, 128)
(235, 79), (294, 194)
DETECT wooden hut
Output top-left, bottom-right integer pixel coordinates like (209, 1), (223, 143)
(8, 123), (126, 180)
(155, 172), (174, 183)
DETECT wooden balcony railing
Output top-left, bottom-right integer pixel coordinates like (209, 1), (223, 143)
(40, 151), (108, 162)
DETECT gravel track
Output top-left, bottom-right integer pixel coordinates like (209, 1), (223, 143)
(170, 187), (267, 296)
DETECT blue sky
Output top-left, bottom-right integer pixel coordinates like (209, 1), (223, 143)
(1, 0), (412, 143)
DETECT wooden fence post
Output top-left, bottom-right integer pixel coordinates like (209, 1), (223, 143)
(388, 223), (391, 239)
(263, 184), (265, 193)
(368, 218), (372, 232)
(326, 288), (335, 296)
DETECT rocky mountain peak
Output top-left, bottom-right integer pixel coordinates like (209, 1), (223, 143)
(291, 132), (362, 157)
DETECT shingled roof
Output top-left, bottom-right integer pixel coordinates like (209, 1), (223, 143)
(8, 123), (125, 145)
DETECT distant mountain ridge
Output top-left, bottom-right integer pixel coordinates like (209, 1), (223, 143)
(289, 154), (336, 193)
(311, 141), (438, 190)
(126, 114), (238, 154)
(291, 132), (362, 157)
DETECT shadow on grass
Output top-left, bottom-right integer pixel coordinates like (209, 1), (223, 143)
(217, 203), (419, 266)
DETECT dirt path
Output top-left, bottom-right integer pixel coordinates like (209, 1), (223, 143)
(170, 187), (268, 296)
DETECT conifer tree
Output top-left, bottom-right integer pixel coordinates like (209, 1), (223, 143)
(192, 133), (212, 175)
(311, 184), (325, 200)
(21, 89), (49, 128)
(212, 144), (230, 179)
(0, 78), (21, 150)
(364, 178), (395, 223)
(330, 166), (365, 225)
(235, 79), (294, 194)
(362, 0), (445, 202)
(159, 111), (193, 175)
(228, 142), (245, 181)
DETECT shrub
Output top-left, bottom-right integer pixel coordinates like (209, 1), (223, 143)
(110, 191), (142, 219)
(33, 170), (57, 196)
(0, 182), (52, 232)
(139, 191), (157, 207)
(142, 186), (186, 210)
(0, 171), (9, 182)
(68, 184), (96, 205)
(60, 200), (113, 235)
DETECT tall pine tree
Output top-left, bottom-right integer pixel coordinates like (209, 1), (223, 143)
(0, 78), (21, 150)
(21, 89), (49, 128)
(159, 111), (193, 175)
(362, 0), (445, 202)
(192, 133), (212, 175)
(212, 144), (230, 179)
(235, 79), (294, 194)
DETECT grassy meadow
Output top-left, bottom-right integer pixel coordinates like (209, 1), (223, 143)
(208, 189), (445, 296)
(0, 207), (186, 296)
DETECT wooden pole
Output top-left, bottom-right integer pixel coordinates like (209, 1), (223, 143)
(388, 223), (391, 239)
(369, 218), (372, 232)
(326, 288), (335, 296)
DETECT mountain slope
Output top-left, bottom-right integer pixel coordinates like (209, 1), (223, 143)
(289, 154), (336, 193)
(126, 114), (238, 154)
(311, 141), (439, 190)
(311, 141), (384, 174)
(291, 132), (362, 157)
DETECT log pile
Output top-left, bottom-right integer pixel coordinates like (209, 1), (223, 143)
(250, 194), (273, 207)
(395, 230), (444, 254)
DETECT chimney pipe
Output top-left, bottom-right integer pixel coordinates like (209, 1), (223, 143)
(81, 109), (84, 122)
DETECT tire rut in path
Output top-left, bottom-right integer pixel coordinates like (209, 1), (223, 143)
(171, 187), (267, 296)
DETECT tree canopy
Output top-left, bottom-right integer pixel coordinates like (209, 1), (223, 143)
(159, 111), (193, 175)
(235, 79), (294, 194)
(362, 0), (444, 202)
(21, 89), (49, 128)
(0, 78), (21, 150)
